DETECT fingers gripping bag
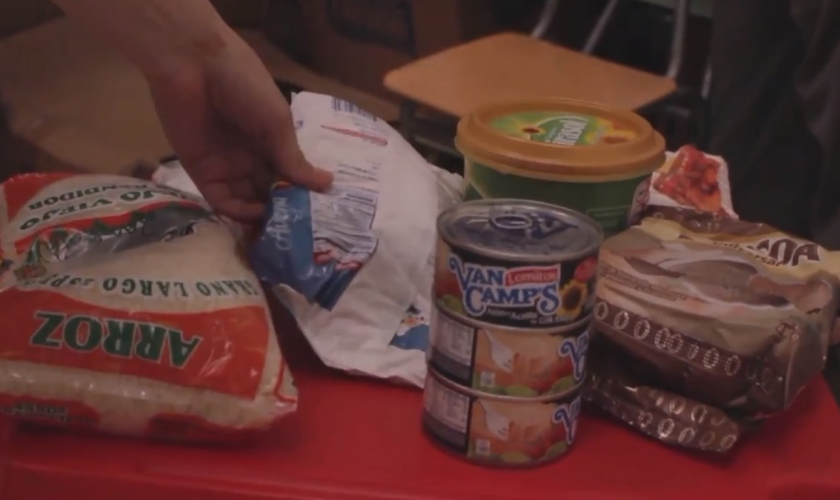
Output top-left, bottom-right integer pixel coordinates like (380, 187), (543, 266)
(0, 173), (296, 441)
(250, 92), (463, 387)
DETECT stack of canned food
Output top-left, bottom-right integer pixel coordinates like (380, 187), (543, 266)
(422, 199), (604, 467)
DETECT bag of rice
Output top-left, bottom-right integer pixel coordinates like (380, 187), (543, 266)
(0, 173), (296, 441)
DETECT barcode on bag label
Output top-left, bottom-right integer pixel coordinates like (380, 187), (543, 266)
(332, 97), (377, 121)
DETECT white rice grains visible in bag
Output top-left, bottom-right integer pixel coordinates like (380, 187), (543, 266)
(0, 173), (296, 442)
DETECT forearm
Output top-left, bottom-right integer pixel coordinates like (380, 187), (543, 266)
(52, 0), (240, 80)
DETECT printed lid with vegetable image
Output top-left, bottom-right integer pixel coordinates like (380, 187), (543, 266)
(455, 98), (666, 182)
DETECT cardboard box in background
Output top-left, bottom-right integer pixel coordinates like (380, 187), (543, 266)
(0, 20), (173, 176)
(265, 0), (503, 99)
(0, 18), (399, 177)
(0, 0), (61, 38)
(210, 0), (269, 27)
(0, 0), (266, 37)
(0, 0), (504, 177)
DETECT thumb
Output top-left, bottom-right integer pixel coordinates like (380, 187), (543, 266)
(270, 123), (333, 192)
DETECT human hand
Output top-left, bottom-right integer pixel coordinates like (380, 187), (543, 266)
(147, 33), (333, 221)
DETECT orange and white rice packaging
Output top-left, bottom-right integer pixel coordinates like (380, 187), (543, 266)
(0, 173), (296, 441)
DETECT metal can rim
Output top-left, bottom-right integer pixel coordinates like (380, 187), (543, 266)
(434, 301), (592, 336)
(436, 199), (604, 263)
(428, 366), (583, 404)
(420, 424), (574, 469)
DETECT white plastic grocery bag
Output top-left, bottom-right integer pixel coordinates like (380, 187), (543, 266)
(157, 92), (464, 388)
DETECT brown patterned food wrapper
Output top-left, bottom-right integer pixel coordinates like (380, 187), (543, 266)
(588, 210), (839, 451)
(586, 338), (747, 453)
(648, 207), (840, 348)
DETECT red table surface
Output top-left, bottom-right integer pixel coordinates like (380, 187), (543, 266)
(1, 324), (839, 500)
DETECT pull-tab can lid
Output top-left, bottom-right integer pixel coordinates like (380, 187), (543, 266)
(438, 199), (603, 262)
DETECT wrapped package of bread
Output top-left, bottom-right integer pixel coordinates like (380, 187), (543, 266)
(588, 208), (839, 452)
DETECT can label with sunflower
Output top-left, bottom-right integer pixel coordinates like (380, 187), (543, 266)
(429, 305), (589, 398)
(435, 200), (603, 329)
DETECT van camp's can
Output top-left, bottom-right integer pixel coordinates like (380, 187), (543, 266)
(434, 199), (603, 329)
(428, 305), (590, 398)
(422, 368), (581, 467)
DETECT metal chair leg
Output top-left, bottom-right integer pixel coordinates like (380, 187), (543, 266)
(530, 0), (560, 39)
(583, 0), (624, 54)
(665, 0), (690, 80)
(399, 101), (418, 144)
(701, 61), (712, 100)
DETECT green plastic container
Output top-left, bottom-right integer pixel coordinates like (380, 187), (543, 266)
(455, 99), (666, 236)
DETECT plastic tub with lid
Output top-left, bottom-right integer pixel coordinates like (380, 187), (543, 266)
(456, 98), (666, 236)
